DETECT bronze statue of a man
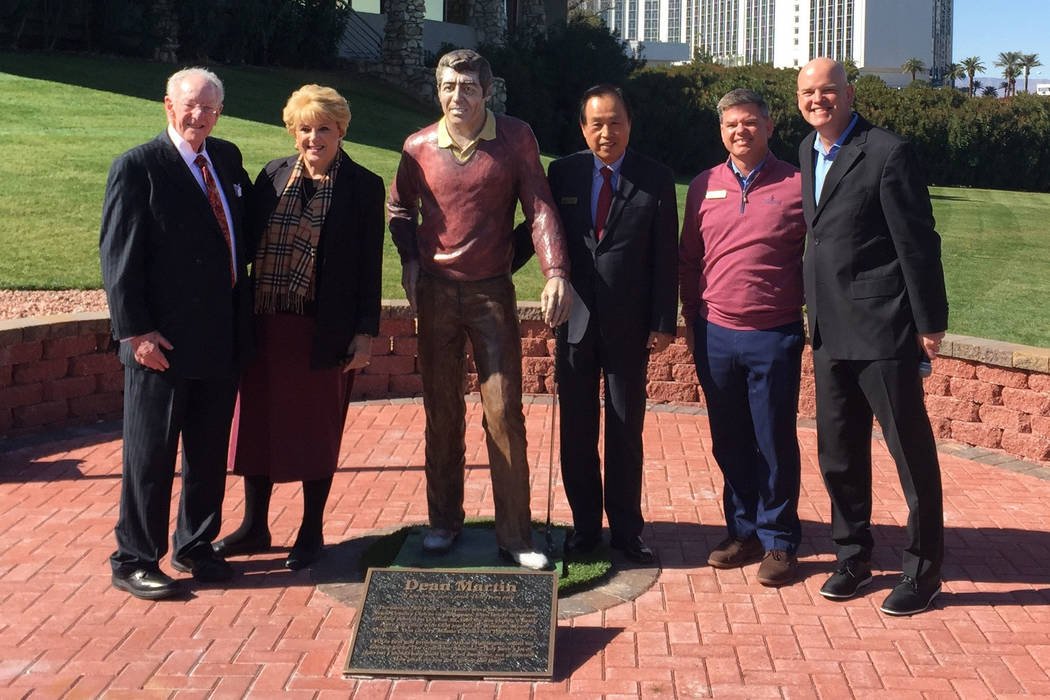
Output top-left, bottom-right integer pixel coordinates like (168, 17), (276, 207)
(388, 49), (571, 570)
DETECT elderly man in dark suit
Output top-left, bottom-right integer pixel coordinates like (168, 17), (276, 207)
(797, 58), (949, 616)
(100, 67), (253, 599)
(547, 84), (679, 564)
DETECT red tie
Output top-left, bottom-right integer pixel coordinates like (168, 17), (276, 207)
(595, 166), (613, 241)
(194, 154), (236, 286)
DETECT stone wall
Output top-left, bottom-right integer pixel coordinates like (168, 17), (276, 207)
(0, 312), (122, 435)
(3, 304), (1049, 463)
(469, 0), (507, 46)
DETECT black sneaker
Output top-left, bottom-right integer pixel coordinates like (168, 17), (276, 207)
(880, 575), (941, 616)
(819, 560), (873, 599)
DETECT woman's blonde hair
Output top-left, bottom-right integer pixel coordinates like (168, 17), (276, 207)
(282, 84), (351, 137)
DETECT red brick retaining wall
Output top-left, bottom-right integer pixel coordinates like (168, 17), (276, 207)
(3, 304), (1049, 463)
(0, 312), (123, 435)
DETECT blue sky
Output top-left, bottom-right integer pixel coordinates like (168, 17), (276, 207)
(954, 0), (1048, 85)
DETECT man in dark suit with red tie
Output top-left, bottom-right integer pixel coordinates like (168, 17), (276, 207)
(100, 68), (253, 599)
(547, 85), (678, 563)
(797, 58), (948, 616)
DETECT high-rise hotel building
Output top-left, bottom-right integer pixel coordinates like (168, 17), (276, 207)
(584, 0), (953, 87)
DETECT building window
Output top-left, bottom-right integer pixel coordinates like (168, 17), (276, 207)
(669, 0), (681, 43)
(644, 0), (659, 41)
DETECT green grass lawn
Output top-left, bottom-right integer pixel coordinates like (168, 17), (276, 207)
(2, 52), (1049, 348)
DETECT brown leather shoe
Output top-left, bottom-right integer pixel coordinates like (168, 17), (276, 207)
(707, 536), (763, 569)
(756, 550), (798, 587)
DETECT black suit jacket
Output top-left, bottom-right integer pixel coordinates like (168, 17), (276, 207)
(100, 132), (254, 378)
(547, 148), (679, 366)
(799, 116), (948, 360)
(251, 151), (385, 369)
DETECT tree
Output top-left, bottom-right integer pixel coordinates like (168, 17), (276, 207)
(1020, 53), (1042, 94)
(692, 45), (714, 64)
(960, 56), (985, 97)
(843, 57), (861, 83)
(1002, 65), (1020, 97)
(982, 85), (999, 97)
(944, 62), (965, 89)
(996, 51), (1021, 96)
(901, 57), (926, 83)
(486, 16), (643, 156)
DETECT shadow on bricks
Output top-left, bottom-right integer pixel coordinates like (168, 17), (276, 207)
(649, 518), (1050, 603)
(553, 626), (624, 680)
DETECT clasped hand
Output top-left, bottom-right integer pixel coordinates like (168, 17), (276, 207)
(129, 330), (173, 371)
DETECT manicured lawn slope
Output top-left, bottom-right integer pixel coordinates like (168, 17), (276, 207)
(2, 52), (1049, 347)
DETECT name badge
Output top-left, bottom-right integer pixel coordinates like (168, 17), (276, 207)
(561, 196), (578, 205)
(705, 189), (727, 199)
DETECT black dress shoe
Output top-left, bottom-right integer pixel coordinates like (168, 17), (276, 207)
(171, 553), (234, 582)
(819, 560), (872, 599)
(285, 543), (324, 571)
(611, 535), (655, 564)
(565, 531), (601, 555)
(213, 533), (271, 558)
(112, 568), (182, 600)
(880, 575), (941, 616)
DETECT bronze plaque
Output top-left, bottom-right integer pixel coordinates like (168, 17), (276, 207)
(344, 568), (557, 678)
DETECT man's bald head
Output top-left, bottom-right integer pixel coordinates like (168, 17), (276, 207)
(797, 57), (855, 144)
(799, 58), (848, 87)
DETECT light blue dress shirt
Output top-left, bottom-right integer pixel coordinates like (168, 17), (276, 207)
(729, 154), (769, 191)
(813, 112), (859, 204)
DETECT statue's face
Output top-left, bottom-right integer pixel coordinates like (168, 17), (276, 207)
(437, 67), (487, 134)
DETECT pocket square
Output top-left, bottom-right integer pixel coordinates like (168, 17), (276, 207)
(561, 196), (578, 205)
(233, 184), (243, 197)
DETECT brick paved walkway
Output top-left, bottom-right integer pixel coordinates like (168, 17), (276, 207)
(2, 398), (1050, 698)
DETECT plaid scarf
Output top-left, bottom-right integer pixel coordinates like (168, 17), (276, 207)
(253, 153), (341, 314)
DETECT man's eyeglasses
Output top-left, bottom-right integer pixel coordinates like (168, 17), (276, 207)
(179, 102), (221, 116)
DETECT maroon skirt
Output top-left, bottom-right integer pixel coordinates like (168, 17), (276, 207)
(228, 313), (354, 482)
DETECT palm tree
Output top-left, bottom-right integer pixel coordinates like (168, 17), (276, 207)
(996, 51), (1021, 96)
(1002, 65), (1020, 97)
(944, 62), (965, 89)
(901, 57), (926, 83)
(843, 57), (861, 83)
(961, 56), (985, 97)
(981, 85), (999, 97)
(1019, 53), (1042, 93)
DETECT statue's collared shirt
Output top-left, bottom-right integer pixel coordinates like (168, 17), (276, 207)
(436, 108), (498, 162)
(388, 112), (568, 282)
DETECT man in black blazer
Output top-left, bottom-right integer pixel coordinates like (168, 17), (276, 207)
(547, 85), (679, 564)
(797, 58), (949, 615)
(100, 68), (253, 599)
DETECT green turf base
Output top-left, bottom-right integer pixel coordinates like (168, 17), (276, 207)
(392, 526), (566, 573)
(359, 521), (614, 594)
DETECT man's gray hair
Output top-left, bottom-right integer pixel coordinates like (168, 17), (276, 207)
(166, 67), (225, 104)
(716, 88), (769, 120)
